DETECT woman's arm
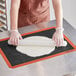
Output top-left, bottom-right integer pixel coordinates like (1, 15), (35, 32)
(52, 0), (64, 47)
(9, 0), (22, 46)
(52, 0), (63, 28)
(10, 0), (21, 30)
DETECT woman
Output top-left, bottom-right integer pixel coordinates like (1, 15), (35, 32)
(9, 0), (64, 47)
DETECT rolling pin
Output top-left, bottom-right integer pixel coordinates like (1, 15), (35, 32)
(8, 39), (67, 47)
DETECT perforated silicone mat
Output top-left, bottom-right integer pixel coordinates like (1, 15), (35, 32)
(0, 27), (76, 68)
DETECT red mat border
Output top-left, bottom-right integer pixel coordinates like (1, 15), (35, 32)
(0, 27), (76, 69)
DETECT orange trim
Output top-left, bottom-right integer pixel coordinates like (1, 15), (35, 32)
(21, 26), (56, 36)
(64, 35), (76, 49)
(0, 38), (9, 42)
(0, 48), (12, 68)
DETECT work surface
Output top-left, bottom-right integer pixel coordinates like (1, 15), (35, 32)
(0, 19), (76, 76)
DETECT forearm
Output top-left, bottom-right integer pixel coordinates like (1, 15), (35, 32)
(52, 0), (63, 28)
(10, 7), (18, 30)
(10, 0), (20, 30)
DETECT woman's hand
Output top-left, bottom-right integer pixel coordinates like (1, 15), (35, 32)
(52, 27), (64, 47)
(9, 30), (23, 46)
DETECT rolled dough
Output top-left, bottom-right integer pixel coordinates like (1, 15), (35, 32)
(16, 36), (56, 57)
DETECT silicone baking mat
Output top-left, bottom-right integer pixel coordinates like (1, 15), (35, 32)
(0, 27), (76, 68)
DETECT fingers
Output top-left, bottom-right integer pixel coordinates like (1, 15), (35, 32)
(56, 38), (59, 47)
(19, 35), (23, 40)
(52, 36), (64, 47)
(54, 38), (59, 47)
(52, 35), (58, 47)
(59, 38), (64, 46)
(9, 37), (19, 46)
(56, 38), (64, 47)
(14, 37), (19, 45)
(10, 37), (14, 45)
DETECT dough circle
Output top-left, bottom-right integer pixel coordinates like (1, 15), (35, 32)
(16, 36), (56, 57)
